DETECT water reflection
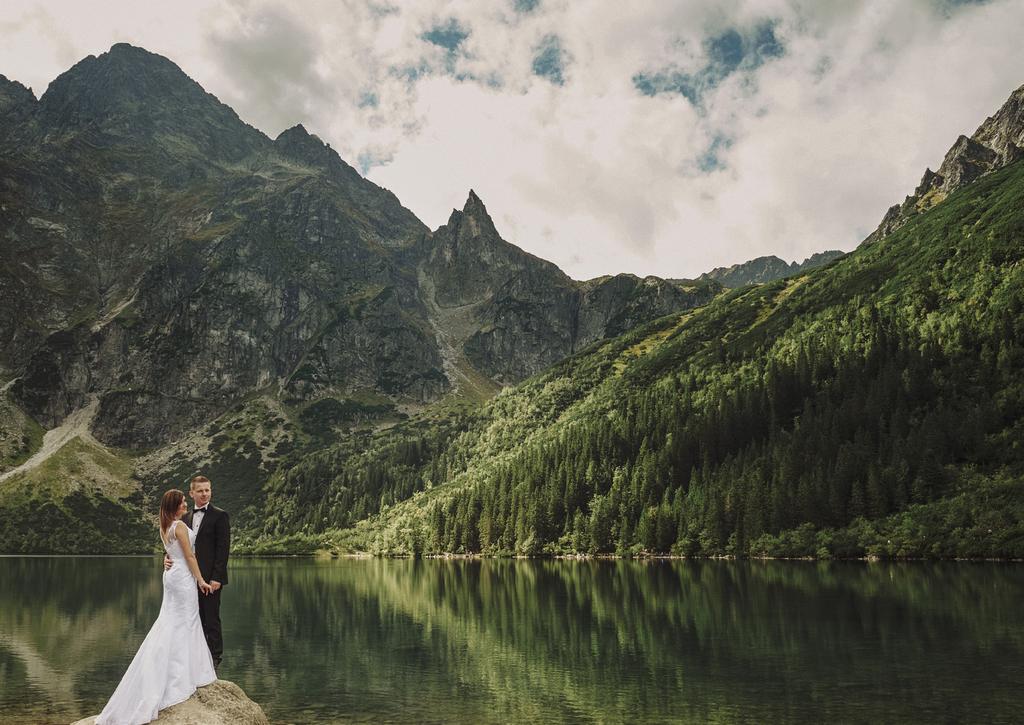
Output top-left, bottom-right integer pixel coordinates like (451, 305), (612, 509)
(0, 558), (1022, 724)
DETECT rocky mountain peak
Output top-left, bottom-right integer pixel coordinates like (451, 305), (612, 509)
(800, 250), (845, 268)
(274, 123), (376, 191)
(700, 256), (792, 287)
(276, 123), (333, 164)
(868, 82), (1024, 243)
(0, 75), (37, 141)
(0, 74), (36, 113)
(972, 83), (1024, 164)
(0, 43), (763, 450)
(37, 43), (266, 163)
(935, 134), (997, 191)
(914, 168), (942, 197)
(272, 123), (424, 242)
(40, 43), (198, 118)
(425, 191), (538, 306)
(452, 189), (498, 239)
(464, 188), (485, 212)
(696, 251), (844, 288)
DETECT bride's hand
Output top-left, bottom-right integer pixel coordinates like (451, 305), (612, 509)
(198, 580), (213, 595)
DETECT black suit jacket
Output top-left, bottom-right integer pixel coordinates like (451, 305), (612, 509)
(184, 505), (230, 585)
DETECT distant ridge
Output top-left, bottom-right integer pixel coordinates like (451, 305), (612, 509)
(690, 251), (845, 289)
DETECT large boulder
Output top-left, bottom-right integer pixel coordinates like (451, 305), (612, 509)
(71, 679), (269, 725)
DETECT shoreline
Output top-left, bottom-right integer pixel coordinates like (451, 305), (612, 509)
(2, 552), (1021, 562)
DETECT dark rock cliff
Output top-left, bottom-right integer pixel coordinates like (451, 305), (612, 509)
(1, 44), (719, 446)
(422, 192), (719, 383)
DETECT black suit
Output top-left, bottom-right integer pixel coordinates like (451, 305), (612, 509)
(184, 504), (230, 666)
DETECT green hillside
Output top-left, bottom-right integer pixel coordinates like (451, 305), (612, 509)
(0, 433), (151, 553)
(240, 157), (1024, 559)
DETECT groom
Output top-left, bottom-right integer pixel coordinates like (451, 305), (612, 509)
(166, 474), (230, 668)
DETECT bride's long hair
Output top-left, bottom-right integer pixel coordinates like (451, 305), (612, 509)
(159, 489), (185, 537)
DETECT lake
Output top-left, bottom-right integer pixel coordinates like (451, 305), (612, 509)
(0, 557), (1021, 724)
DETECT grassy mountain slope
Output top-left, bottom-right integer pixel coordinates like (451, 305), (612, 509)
(242, 157), (1024, 558)
(0, 436), (150, 553)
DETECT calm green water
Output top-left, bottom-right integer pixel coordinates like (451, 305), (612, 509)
(0, 558), (1021, 724)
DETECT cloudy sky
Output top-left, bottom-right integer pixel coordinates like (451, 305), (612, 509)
(2, 0), (1023, 279)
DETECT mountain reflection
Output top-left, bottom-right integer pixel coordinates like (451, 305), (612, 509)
(1, 558), (1022, 724)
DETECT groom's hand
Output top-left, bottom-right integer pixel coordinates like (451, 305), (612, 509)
(163, 555), (173, 571)
(210, 580), (222, 592)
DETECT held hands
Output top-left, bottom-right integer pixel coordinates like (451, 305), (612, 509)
(209, 580), (222, 592)
(198, 580), (213, 595)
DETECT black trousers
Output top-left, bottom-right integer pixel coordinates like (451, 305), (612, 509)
(198, 588), (223, 666)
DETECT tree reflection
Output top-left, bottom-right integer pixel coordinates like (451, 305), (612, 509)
(1, 558), (1022, 724)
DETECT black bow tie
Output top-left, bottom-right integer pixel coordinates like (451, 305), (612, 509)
(194, 507), (208, 514)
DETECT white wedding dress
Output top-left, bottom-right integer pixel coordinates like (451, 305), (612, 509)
(96, 519), (217, 725)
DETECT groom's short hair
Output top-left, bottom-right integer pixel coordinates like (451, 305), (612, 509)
(190, 475), (211, 489)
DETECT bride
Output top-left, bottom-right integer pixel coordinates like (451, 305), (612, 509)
(96, 489), (217, 725)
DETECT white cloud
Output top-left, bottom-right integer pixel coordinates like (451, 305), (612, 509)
(1, 0), (1022, 278)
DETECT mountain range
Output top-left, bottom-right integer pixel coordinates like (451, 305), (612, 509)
(693, 251), (845, 288)
(0, 44), (1021, 557)
(0, 43), (762, 447)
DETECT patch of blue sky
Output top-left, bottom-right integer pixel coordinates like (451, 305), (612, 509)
(453, 70), (503, 88)
(696, 134), (732, 173)
(421, 18), (471, 75)
(933, 0), (993, 18)
(532, 35), (566, 85)
(357, 91), (379, 109)
(706, 28), (745, 75)
(367, 2), (398, 17)
(422, 18), (470, 52)
(750, 22), (784, 63)
(632, 70), (702, 105)
(357, 149), (392, 174)
(390, 60), (431, 83)
(634, 20), (784, 106)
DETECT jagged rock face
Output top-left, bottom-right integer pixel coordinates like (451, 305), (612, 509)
(578, 274), (713, 339)
(935, 135), (997, 192)
(274, 125), (422, 247)
(423, 195), (718, 383)
(422, 193), (577, 383)
(869, 84), (1024, 243)
(463, 263), (580, 383)
(423, 190), (569, 307)
(0, 75), (36, 136)
(9, 165), (441, 446)
(973, 85), (1024, 164)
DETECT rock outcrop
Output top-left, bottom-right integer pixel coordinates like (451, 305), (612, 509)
(71, 679), (269, 725)
(867, 83), (1024, 242)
